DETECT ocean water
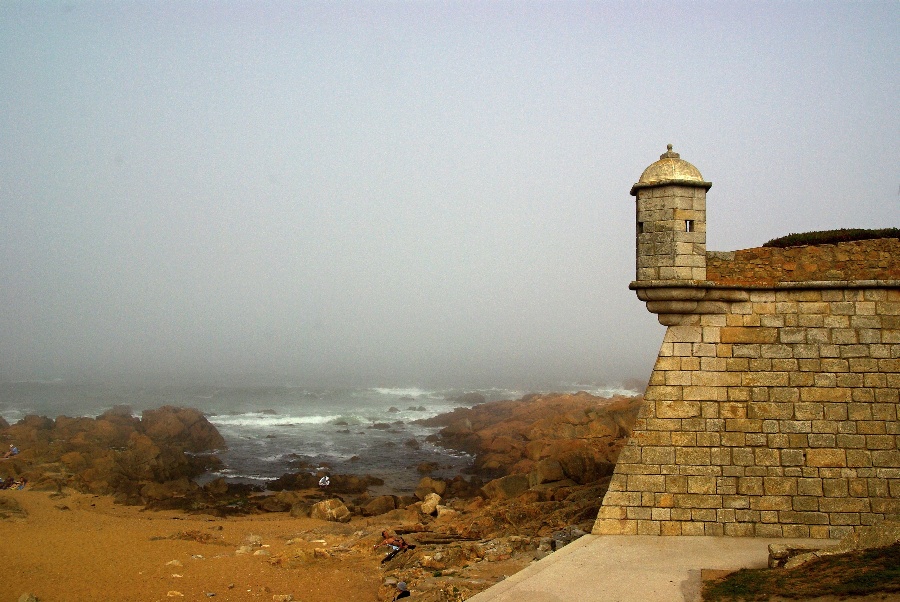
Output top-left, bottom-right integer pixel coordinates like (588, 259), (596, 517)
(0, 381), (637, 493)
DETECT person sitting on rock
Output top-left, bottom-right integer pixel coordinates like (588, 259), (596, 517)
(374, 530), (412, 564)
(394, 581), (410, 599)
(2, 444), (18, 459)
(318, 475), (330, 488)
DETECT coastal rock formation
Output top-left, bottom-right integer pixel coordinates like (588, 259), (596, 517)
(418, 392), (642, 482)
(140, 406), (226, 452)
(0, 406), (224, 503)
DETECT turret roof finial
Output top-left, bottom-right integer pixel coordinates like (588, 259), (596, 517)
(660, 144), (680, 159)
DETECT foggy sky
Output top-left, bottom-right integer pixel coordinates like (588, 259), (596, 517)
(1, 1), (897, 389)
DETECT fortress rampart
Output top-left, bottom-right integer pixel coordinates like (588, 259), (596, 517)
(593, 147), (900, 539)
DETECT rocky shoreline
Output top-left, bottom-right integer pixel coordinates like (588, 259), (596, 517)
(0, 392), (642, 601)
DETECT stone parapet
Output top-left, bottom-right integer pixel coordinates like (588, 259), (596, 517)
(707, 239), (900, 286)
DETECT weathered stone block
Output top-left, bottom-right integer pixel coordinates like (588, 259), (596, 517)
(797, 478), (823, 496)
(681, 522), (706, 536)
(748, 402), (793, 420)
(642, 446), (676, 464)
(726, 418), (764, 432)
(671, 431), (697, 446)
(626, 506), (652, 520)
(822, 479), (849, 498)
(848, 478), (869, 497)
(738, 477), (763, 496)
(811, 420), (839, 434)
(781, 449), (806, 466)
(724, 522), (756, 537)
(754, 448), (781, 466)
(808, 434), (836, 447)
(721, 327), (778, 344)
(676, 447), (711, 465)
(743, 372), (790, 387)
(687, 476), (717, 494)
(806, 449), (847, 467)
(858, 421), (886, 435)
(818, 498), (870, 513)
(592, 518), (637, 535)
(656, 399), (701, 418)
(644, 385), (683, 401)
(780, 420), (812, 434)
(763, 477), (797, 496)
(675, 493), (722, 509)
(627, 474), (666, 492)
(665, 475), (688, 493)
(603, 491), (642, 507)
(871, 450), (900, 467)
(778, 511), (828, 525)
(660, 521), (682, 536)
(752, 496), (793, 511)
(866, 435), (895, 449)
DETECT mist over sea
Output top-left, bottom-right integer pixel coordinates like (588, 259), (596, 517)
(0, 381), (638, 492)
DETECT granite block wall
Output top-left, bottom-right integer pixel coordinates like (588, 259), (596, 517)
(594, 284), (900, 539)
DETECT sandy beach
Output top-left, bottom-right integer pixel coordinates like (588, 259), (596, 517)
(0, 489), (385, 602)
(0, 393), (641, 602)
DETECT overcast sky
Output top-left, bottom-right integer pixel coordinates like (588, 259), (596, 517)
(0, 1), (897, 389)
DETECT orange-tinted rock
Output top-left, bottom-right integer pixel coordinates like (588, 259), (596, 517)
(362, 495), (398, 516)
(481, 474), (530, 500)
(310, 498), (352, 522)
(140, 406), (225, 452)
(420, 392), (641, 482)
(415, 476), (447, 500)
(0, 405), (227, 507)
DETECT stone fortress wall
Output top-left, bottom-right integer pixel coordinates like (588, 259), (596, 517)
(593, 147), (900, 539)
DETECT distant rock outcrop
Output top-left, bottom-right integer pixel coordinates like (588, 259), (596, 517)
(418, 392), (642, 483)
(0, 406), (224, 504)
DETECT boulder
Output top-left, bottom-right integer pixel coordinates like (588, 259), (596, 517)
(435, 505), (459, 520)
(362, 495), (397, 516)
(481, 474), (530, 500)
(528, 458), (565, 486)
(257, 496), (292, 513)
(421, 492), (441, 515)
(309, 498), (351, 523)
(140, 406), (225, 452)
(415, 476), (447, 499)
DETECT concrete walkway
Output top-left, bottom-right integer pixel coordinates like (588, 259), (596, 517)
(466, 534), (832, 602)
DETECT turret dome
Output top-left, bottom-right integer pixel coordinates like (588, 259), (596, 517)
(630, 145), (711, 196)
